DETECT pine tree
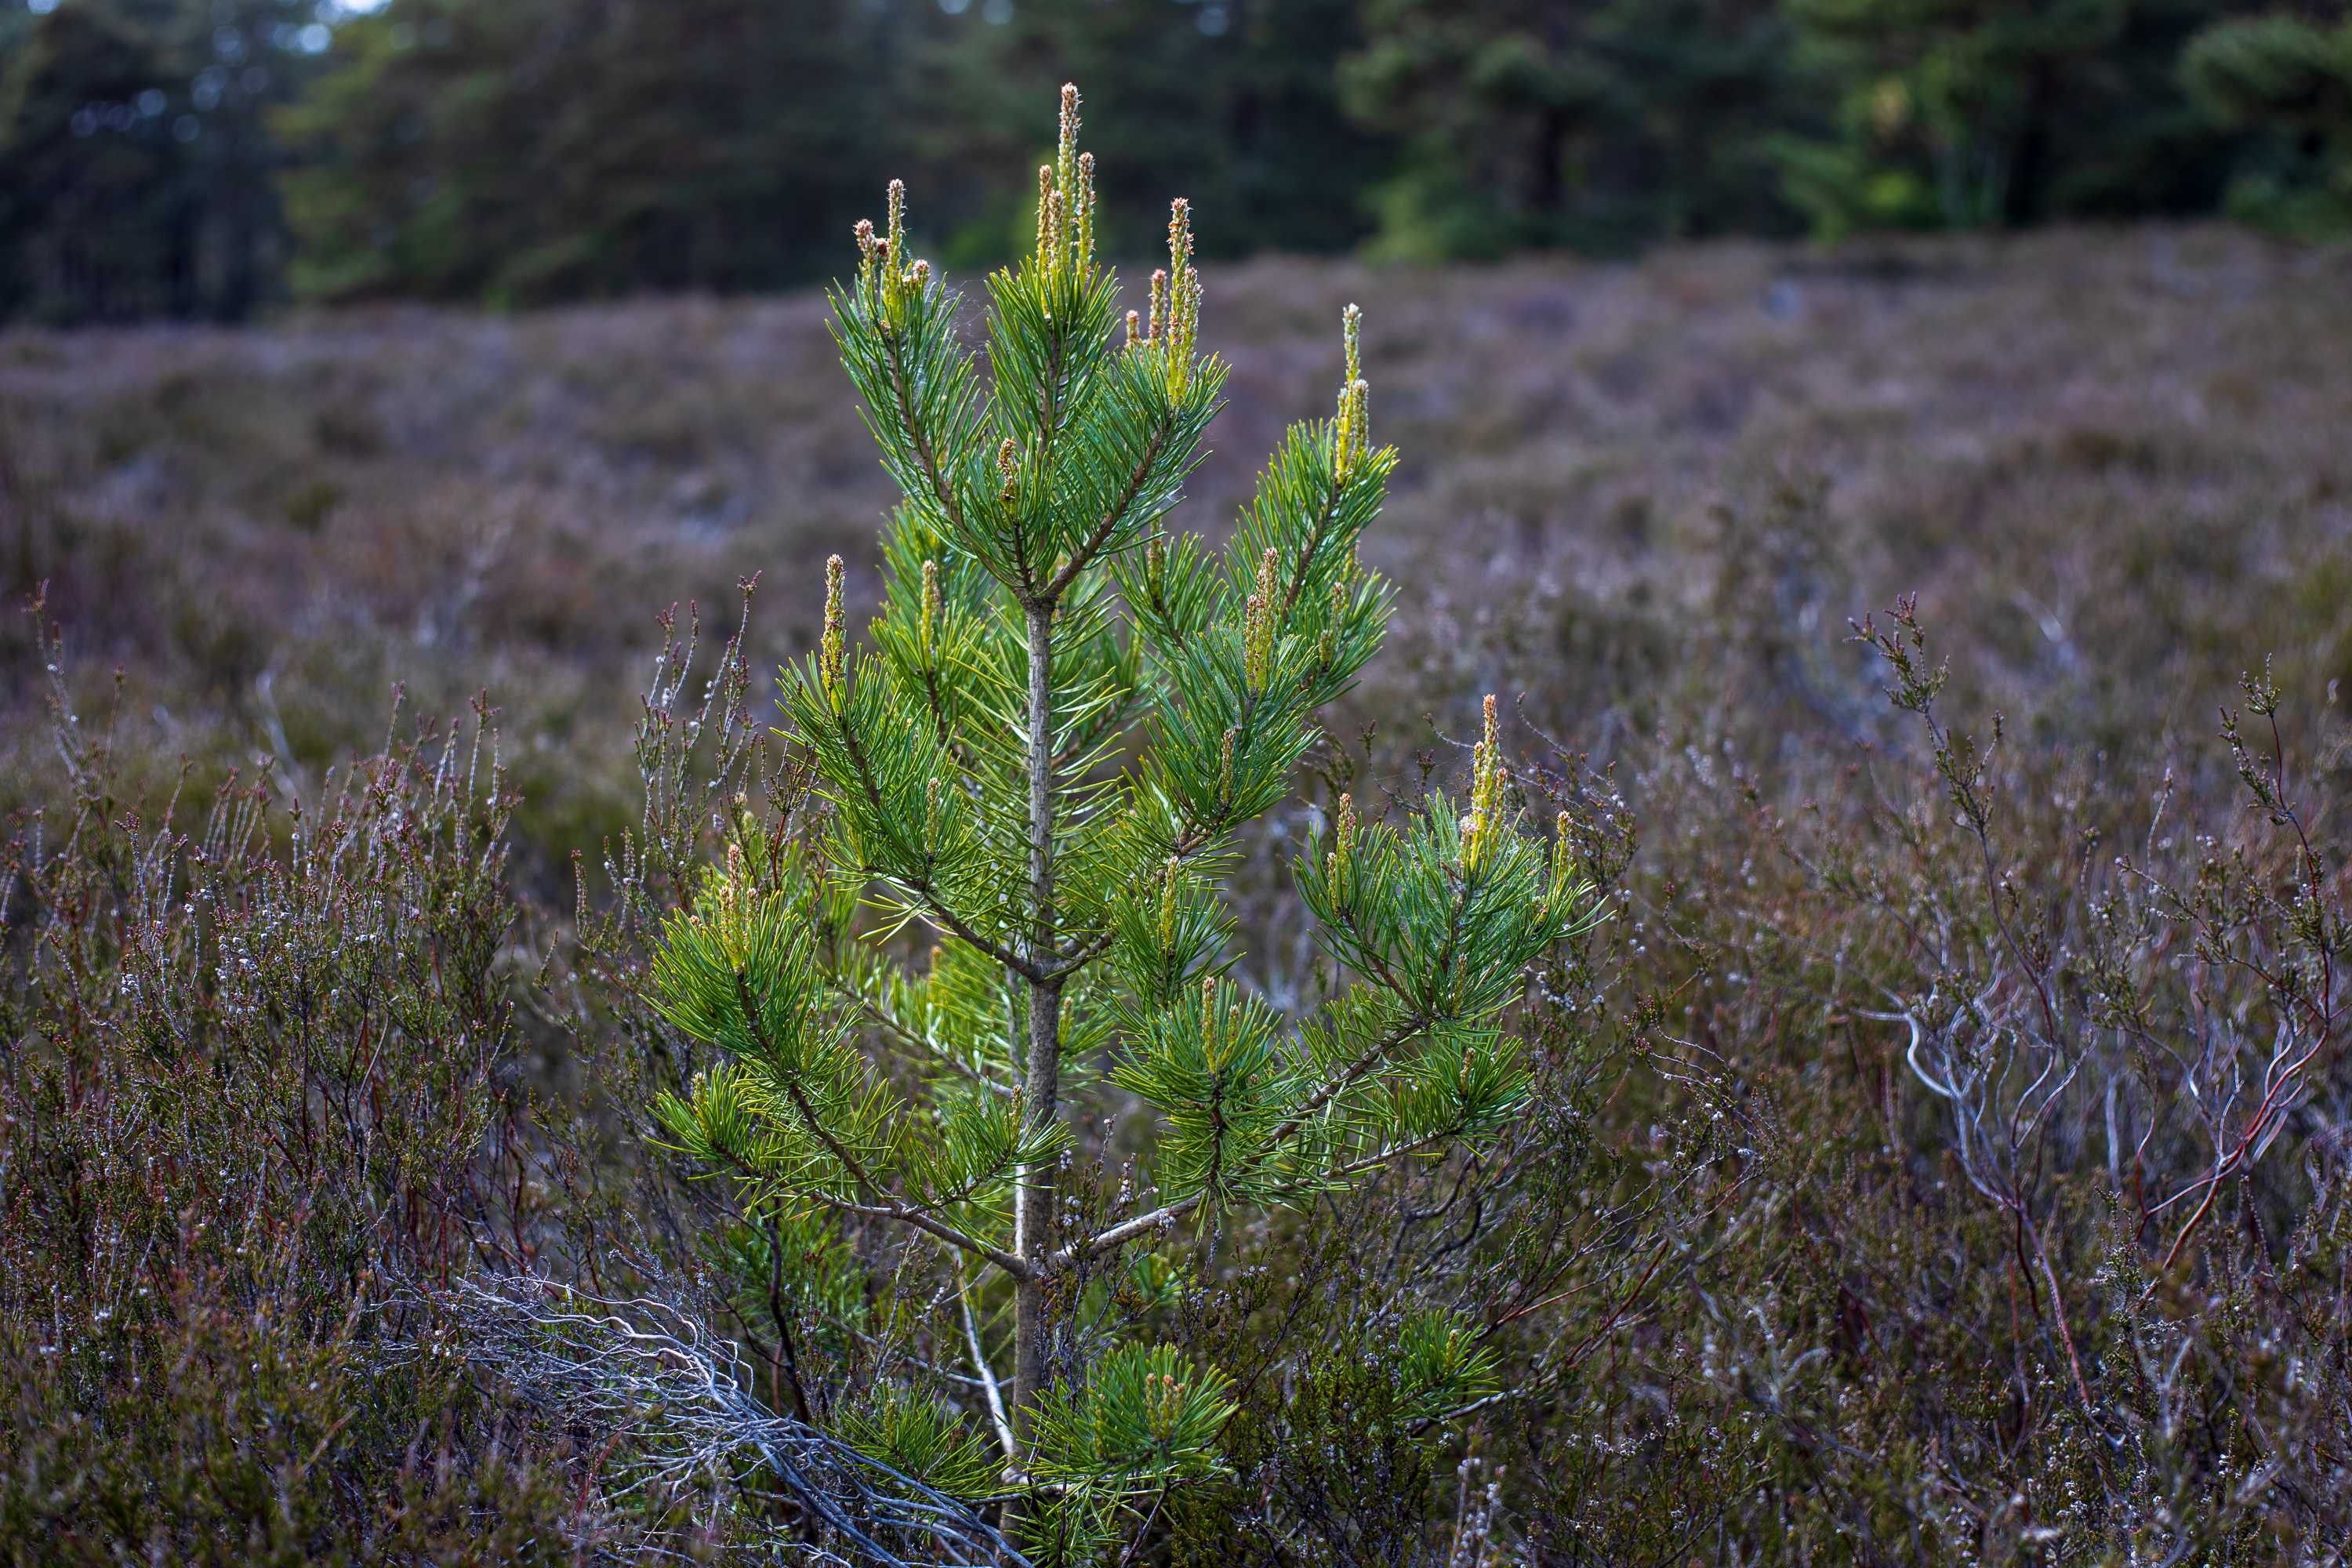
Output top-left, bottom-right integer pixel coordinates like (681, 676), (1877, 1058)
(1769, 0), (2129, 236)
(647, 83), (1592, 1547)
(2183, 8), (2352, 238)
(274, 0), (902, 305)
(1339, 0), (1798, 259)
(0, 0), (317, 324)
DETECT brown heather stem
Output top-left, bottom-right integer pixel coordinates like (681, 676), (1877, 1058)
(765, 1211), (814, 1428)
(2021, 1206), (2096, 1414)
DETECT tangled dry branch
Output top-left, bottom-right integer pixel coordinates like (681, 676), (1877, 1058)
(377, 1275), (1022, 1567)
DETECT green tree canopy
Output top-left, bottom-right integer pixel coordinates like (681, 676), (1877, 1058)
(0, 0), (2329, 322)
(1340, 0), (1798, 259)
(1770, 0), (2131, 234)
(0, 0), (306, 323)
(2184, 7), (2352, 237)
(906, 0), (1387, 267)
(273, 0), (898, 305)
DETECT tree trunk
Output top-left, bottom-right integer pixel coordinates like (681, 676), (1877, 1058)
(1011, 599), (1061, 1452)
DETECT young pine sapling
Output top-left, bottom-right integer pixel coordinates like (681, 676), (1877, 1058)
(648, 84), (1593, 1538)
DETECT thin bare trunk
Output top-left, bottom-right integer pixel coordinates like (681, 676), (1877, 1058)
(1012, 600), (1061, 1450)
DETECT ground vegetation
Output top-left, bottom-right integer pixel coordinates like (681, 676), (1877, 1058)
(4, 201), (2352, 1559)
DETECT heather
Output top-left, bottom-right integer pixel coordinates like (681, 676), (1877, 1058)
(4, 220), (2352, 1561)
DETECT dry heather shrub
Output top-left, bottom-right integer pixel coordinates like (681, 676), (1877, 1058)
(1251, 590), (2352, 1559)
(0, 583), (1006, 1565)
(0, 297), (885, 891)
(0, 603), (720, 1565)
(1171, 235), (2352, 1548)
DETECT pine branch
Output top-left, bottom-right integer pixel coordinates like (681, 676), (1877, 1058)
(826, 706), (1044, 980)
(881, 325), (967, 544)
(828, 973), (1016, 1098)
(1043, 422), (1175, 603)
(903, 880), (1045, 984)
(731, 968), (1034, 1280)
(1278, 472), (1345, 619)
(1058, 1014), (1429, 1265)
(1043, 925), (1119, 978)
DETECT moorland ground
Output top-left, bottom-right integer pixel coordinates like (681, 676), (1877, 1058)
(6, 221), (2352, 1559)
(7, 223), (2348, 846)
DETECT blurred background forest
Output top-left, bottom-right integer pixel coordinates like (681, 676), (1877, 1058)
(5, 0), (2352, 323)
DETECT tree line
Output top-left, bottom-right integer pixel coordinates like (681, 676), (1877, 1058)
(3, 0), (2349, 325)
